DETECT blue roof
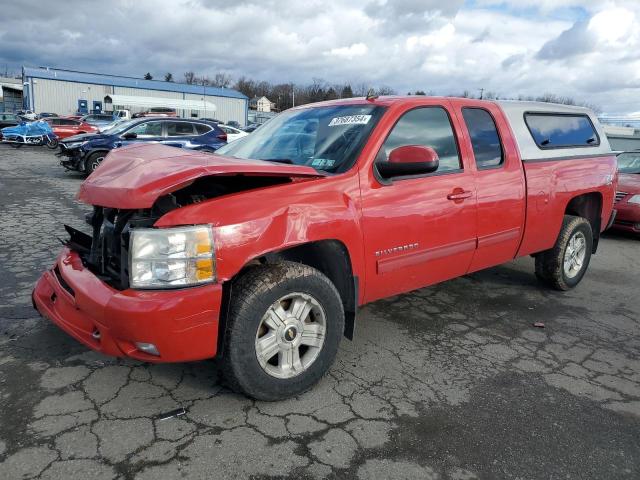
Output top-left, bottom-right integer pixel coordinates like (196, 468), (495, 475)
(23, 67), (248, 100)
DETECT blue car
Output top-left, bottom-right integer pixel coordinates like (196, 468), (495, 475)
(58, 117), (227, 174)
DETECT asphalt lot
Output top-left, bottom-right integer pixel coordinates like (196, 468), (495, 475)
(0, 145), (639, 480)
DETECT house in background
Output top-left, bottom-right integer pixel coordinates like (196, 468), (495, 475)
(249, 96), (276, 112)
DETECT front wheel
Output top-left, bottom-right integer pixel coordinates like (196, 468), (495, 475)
(46, 137), (59, 149)
(222, 262), (344, 400)
(84, 151), (106, 175)
(535, 215), (593, 291)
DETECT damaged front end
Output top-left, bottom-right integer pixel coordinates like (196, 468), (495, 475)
(64, 207), (157, 290)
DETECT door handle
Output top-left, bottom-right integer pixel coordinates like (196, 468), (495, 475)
(447, 190), (473, 201)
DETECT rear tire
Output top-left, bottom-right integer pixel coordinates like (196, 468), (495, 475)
(222, 261), (344, 401)
(535, 215), (593, 291)
(84, 151), (106, 175)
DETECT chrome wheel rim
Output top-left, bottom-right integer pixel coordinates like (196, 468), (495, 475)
(90, 156), (104, 171)
(563, 231), (587, 279)
(255, 292), (326, 379)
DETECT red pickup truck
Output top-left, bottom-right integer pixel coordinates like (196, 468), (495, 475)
(33, 96), (617, 400)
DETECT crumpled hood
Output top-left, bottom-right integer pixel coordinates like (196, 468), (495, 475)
(63, 132), (106, 143)
(619, 173), (640, 194)
(77, 143), (325, 209)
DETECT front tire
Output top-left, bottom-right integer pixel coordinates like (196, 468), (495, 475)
(222, 262), (344, 401)
(46, 137), (59, 149)
(535, 215), (593, 291)
(84, 151), (106, 175)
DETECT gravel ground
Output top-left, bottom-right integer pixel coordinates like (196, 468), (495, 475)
(0, 145), (639, 480)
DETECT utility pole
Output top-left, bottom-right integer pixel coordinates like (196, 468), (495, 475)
(479, 88), (484, 100)
(292, 84), (295, 108)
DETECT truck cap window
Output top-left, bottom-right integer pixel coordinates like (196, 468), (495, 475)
(215, 105), (386, 173)
(462, 108), (503, 169)
(377, 106), (461, 173)
(525, 113), (599, 149)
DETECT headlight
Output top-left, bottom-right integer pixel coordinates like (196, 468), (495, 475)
(64, 141), (86, 149)
(129, 225), (215, 289)
(628, 195), (640, 205)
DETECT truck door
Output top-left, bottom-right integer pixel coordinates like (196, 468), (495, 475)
(359, 101), (478, 303)
(453, 102), (526, 272)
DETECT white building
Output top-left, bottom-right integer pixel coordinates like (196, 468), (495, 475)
(249, 96), (276, 112)
(22, 67), (249, 125)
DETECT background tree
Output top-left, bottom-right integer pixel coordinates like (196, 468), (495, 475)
(183, 71), (196, 84)
(164, 72), (173, 82)
(213, 73), (232, 88)
(143, 72), (153, 80)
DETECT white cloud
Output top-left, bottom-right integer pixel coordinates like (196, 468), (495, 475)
(327, 43), (369, 59)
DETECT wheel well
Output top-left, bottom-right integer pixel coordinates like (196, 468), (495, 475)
(565, 192), (602, 253)
(220, 240), (358, 351)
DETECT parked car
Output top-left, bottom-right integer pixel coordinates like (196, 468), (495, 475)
(218, 124), (249, 142)
(45, 117), (99, 140)
(57, 117), (227, 174)
(133, 107), (177, 118)
(242, 123), (260, 133)
(226, 120), (241, 129)
(80, 114), (117, 130)
(611, 151), (640, 234)
(39, 112), (58, 118)
(33, 97), (616, 401)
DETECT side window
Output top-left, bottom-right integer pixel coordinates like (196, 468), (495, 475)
(462, 108), (504, 169)
(195, 124), (212, 135)
(128, 122), (162, 137)
(378, 107), (461, 173)
(525, 114), (599, 148)
(166, 122), (196, 136)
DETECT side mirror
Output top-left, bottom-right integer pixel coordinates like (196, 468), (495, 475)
(376, 145), (439, 179)
(122, 131), (137, 140)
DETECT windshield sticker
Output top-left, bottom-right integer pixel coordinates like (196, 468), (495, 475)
(328, 115), (372, 127)
(311, 158), (336, 168)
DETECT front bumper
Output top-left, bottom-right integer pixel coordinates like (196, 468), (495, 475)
(33, 247), (222, 362)
(57, 145), (85, 171)
(611, 203), (640, 233)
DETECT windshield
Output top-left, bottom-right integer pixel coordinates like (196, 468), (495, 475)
(101, 119), (138, 135)
(216, 104), (386, 173)
(617, 152), (640, 174)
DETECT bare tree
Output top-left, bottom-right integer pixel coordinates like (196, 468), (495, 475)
(213, 73), (232, 88)
(183, 71), (196, 84)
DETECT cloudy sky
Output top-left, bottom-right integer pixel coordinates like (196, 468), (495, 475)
(1, 0), (638, 114)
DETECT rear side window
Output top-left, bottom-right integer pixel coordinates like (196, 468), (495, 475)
(166, 122), (196, 136)
(525, 113), (599, 149)
(195, 124), (212, 135)
(462, 108), (503, 169)
(378, 107), (461, 173)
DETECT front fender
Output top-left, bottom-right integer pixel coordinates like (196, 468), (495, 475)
(154, 174), (366, 293)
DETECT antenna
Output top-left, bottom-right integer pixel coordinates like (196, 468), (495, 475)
(366, 88), (378, 101)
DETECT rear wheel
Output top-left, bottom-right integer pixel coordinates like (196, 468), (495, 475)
(535, 215), (593, 290)
(84, 151), (106, 175)
(222, 262), (344, 400)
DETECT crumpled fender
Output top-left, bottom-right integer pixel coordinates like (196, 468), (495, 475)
(154, 172), (365, 291)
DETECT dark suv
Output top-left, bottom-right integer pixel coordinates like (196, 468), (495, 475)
(58, 118), (227, 174)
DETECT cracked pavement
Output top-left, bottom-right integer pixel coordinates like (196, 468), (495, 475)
(0, 145), (639, 479)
